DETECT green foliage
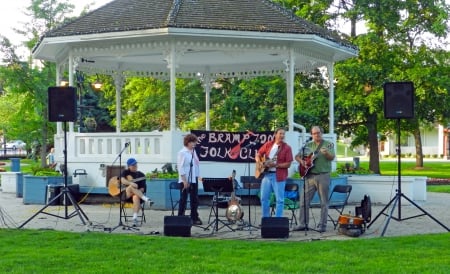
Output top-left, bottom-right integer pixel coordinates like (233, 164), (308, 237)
(146, 163), (179, 179)
(336, 163), (373, 175)
(31, 165), (60, 176)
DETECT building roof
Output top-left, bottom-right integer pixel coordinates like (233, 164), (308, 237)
(42, 0), (354, 50)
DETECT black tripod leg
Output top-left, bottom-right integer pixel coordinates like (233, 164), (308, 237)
(367, 194), (398, 229)
(381, 194), (400, 236)
(63, 190), (90, 225)
(400, 194), (449, 231)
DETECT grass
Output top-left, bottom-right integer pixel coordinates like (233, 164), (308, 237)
(0, 229), (448, 273)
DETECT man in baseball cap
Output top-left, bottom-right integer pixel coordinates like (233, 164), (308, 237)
(118, 158), (153, 226)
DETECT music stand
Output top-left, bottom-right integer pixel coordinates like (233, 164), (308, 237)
(202, 177), (235, 233)
(19, 122), (90, 229)
(241, 176), (261, 232)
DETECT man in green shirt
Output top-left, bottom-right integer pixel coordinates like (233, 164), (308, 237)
(294, 126), (335, 233)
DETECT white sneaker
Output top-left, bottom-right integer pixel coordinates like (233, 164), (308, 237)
(132, 218), (138, 227)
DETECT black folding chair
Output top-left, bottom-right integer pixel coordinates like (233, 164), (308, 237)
(327, 184), (352, 229)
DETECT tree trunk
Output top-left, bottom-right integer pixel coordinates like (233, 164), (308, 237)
(413, 128), (424, 168)
(367, 113), (380, 174)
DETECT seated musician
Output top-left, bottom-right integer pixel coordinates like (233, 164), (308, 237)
(121, 158), (153, 226)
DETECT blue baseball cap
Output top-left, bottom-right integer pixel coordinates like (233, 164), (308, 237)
(127, 158), (137, 166)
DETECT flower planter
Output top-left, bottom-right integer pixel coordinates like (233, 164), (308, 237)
(146, 179), (177, 210)
(345, 175), (427, 205)
(23, 175), (72, 204)
(287, 176), (349, 206)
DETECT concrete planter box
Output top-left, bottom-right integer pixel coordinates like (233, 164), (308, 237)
(146, 179), (177, 210)
(23, 175), (72, 205)
(1, 172), (20, 193)
(345, 175), (427, 205)
(287, 176), (349, 206)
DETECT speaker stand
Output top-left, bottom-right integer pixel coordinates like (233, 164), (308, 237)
(367, 119), (449, 236)
(19, 122), (91, 230)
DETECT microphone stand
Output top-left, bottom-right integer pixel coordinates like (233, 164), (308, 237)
(110, 142), (138, 232)
(241, 141), (259, 233)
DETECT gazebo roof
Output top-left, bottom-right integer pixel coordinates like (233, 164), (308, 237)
(33, 0), (358, 77)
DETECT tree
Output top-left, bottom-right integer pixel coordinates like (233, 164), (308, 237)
(0, 0), (77, 166)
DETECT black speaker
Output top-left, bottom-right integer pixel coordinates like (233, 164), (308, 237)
(260, 217), (289, 238)
(383, 82), (414, 119)
(48, 86), (77, 122)
(164, 216), (192, 237)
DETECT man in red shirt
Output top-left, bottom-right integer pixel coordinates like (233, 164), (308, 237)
(255, 128), (293, 218)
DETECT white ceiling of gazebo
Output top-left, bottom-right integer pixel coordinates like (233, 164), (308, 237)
(36, 30), (356, 78)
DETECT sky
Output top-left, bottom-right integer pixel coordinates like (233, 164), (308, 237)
(0, 0), (112, 59)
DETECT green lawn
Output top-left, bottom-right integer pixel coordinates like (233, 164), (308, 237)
(0, 229), (448, 273)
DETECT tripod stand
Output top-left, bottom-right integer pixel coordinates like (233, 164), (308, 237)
(19, 122), (90, 229)
(109, 142), (139, 232)
(368, 119), (449, 236)
(203, 178), (235, 233)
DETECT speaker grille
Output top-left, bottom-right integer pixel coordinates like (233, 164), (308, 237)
(260, 217), (289, 238)
(164, 216), (191, 237)
(383, 82), (414, 119)
(48, 86), (77, 122)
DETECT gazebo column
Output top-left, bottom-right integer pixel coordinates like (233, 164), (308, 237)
(286, 48), (295, 132)
(166, 44), (178, 131)
(68, 53), (75, 132)
(327, 63), (335, 134)
(55, 63), (64, 134)
(201, 68), (212, 130)
(114, 73), (124, 133)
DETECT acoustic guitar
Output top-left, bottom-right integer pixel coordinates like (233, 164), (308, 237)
(226, 170), (243, 221)
(255, 155), (268, 179)
(108, 175), (146, 196)
(255, 155), (278, 179)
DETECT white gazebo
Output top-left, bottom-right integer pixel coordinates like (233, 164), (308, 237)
(32, 0), (357, 189)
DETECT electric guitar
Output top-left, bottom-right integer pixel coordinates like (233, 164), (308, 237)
(298, 152), (317, 178)
(108, 175), (146, 196)
(298, 142), (333, 178)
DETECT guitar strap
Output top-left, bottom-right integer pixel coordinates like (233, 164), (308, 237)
(312, 140), (324, 156)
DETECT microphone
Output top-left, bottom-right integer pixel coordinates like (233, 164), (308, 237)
(302, 137), (312, 148)
(243, 139), (259, 149)
(125, 142), (130, 147)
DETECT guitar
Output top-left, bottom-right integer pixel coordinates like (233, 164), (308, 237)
(229, 131), (256, 159)
(298, 142), (333, 178)
(108, 175), (146, 196)
(298, 152), (317, 178)
(226, 170), (243, 221)
(255, 155), (268, 179)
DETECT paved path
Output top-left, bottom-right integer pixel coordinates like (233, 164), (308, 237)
(0, 191), (448, 240)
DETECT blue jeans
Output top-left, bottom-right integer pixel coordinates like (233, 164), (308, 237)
(260, 173), (286, 217)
